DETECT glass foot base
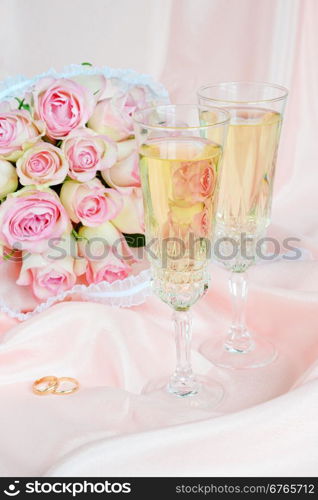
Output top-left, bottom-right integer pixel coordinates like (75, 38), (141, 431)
(142, 375), (224, 411)
(201, 334), (277, 370)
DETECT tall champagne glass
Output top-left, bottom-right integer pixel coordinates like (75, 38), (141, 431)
(133, 105), (229, 408)
(197, 82), (288, 369)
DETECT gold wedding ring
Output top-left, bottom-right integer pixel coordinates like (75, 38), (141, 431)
(32, 376), (59, 395)
(53, 377), (80, 395)
(32, 376), (80, 396)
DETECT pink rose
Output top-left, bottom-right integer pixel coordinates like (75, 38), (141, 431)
(112, 187), (144, 234)
(173, 162), (216, 202)
(62, 128), (117, 182)
(60, 178), (123, 227)
(76, 221), (134, 284)
(0, 187), (71, 252)
(33, 77), (95, 140)
(16, 141), (68, 186)
(0, 109), (44, 161)
(101, 139), (140, 189)
(87, 86), (147, 141)
(85, 251), (131, 284)
(17, 251), (76, 300)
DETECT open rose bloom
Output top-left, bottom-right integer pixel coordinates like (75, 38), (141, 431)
(16, 141), (68, 186)
(0, 66), (165, 310)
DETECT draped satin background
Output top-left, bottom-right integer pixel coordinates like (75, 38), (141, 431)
(0, 0), (318, 477)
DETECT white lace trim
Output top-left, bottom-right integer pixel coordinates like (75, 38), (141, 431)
(0, 64), (169, 101)
(0, 269), (152, 321)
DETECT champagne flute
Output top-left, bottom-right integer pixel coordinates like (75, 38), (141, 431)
(197, 82), (288, 369)
(133, 104), (229, 408)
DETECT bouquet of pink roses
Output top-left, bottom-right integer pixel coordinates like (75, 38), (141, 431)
(0, 67), (154, 302)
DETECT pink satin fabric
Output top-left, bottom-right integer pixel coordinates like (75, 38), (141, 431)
(0, 0), (318, 477)
(1, 256), (318, 476)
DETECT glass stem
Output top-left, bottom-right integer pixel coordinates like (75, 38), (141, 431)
(225, 271), (254, 353)
(168, 310), (199, 397)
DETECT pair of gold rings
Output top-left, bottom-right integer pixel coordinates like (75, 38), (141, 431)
(32, 376), (79, 396)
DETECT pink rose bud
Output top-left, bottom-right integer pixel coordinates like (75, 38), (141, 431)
(76, 221), (135, 284)
(17, 249), (76, 300)
(85, 251), (131, 285)
(62, 128), (117, 182)
(33, 77), (95, 140)
(101, 139), (141, 189)
(87, 86), (147, 141)
(16, 141), (68, 186)
(0, 108), (45, 161)
(0, 160), (18, 198)
(60, 178), (123, 227)
(0, 186), (71, 252)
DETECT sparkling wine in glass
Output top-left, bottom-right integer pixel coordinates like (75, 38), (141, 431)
(133, 105), (229, 408)
(197, 82), (288, 369)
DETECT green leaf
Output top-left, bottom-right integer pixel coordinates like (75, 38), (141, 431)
(14, 97), (31, 112)
(15, 97), (24, 108)
(124, 233), (145, 248)
(71, 228), (88, 242)
(55, 140), (62, 148)
(81, 62), (93, 66)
